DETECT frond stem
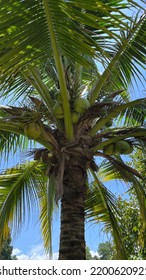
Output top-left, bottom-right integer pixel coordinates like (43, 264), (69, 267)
(42, 0), (73, 139)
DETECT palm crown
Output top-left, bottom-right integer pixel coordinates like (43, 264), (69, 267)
(0, 0), (146, 259)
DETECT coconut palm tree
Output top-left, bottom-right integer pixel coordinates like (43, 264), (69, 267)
(0, 0), (146, 260)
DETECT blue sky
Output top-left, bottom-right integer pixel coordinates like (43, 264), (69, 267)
(0, 0), (146, 260)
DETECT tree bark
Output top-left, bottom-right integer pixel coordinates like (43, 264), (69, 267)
(59, 164), (87, 260)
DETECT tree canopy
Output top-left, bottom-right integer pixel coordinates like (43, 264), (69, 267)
(0, 234), (17, 260)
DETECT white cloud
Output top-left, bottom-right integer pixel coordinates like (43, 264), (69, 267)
(17, 254), (30, 260)
(90, 250), (100, 258)
(13, 244), (59, 260)
(14, 246), (97, 260)
(52, 252), (59, 260)
(13, 248), (22, 255)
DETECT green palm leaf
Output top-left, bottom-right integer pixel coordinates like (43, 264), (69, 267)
(0, 161), (49, 246)
(98, 156), (143, 183)
(90, 99), (146, 136)
(0, 1), (144, 90)
(0, 131), (29, 162)
(89, 13), (146, 104)
(86, 170), (127, 259)
(118, 104), (146, 127)
(39, 175), (57, 256)
(98, 156), (146, 253)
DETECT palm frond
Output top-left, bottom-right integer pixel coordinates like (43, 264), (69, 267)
(98, 156), (146, 256)
(0, 105), (25, 132)
(1, 1), (144, 86)
(90, 98), (146, 136)
(98, 155), (146, 216)
(117, 14), (146, 88)
(24, 67), (54, 112)
(39, 175), (57, 256)
(118, 104), (146, 127)
(0, 0), (95, 83)
(36, 1), (73, 139)
(89, 13), (146, 104)
(98, 156), (140, 182)
(0, 131), (29, 162)
(86, 170), (127, 259)
(0, 161), (48, 245)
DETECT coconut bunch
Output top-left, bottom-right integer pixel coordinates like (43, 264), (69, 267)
(50, 58), (92, 124)
(103, 140), (133, 156)
(52, 89), (90, 124)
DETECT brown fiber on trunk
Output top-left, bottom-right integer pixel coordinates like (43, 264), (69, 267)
(59, 163), (87, 260)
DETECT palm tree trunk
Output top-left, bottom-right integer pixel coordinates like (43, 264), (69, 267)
(59, 164), (87, 260)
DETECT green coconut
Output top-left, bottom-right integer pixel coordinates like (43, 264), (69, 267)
(115, 140), (131, 154)
(24, 123), (41, 139)
(124, 144), (133, 155)
(71, 112), (80, 124)
(53, 102), (63, 119)
(103, 143), (115, 155)
(74, 97), (90, 114)
(54, 90), (62, 103)
(105, 119), (113, 127)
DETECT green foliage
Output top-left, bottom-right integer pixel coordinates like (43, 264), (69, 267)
(86, 246), (99, 260)
(131, 149), (146, 259)
(132, 150), (146, 178)
(0, 234), (17, 260)
(98, 241), (115, 260)
(116, 196), (142, 259)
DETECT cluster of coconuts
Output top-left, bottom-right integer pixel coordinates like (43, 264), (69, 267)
(23, 92), (90, 139)
(103, 140), (133, 156)
(53, 90), (90, 124)
(24, 123), (41, 139)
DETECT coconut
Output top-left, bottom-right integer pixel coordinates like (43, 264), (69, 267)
(71, 112), (80, 124)
(115, 140), (131, 154)
(103, 143), (115, 155)
(123, 144), (133, 155)
(74, 97), (90, 114)
(24, 123), (41, 139)
(53, 102), (63, 119)
(54, 90), (62, 103)
(105, 119), (113, 127)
